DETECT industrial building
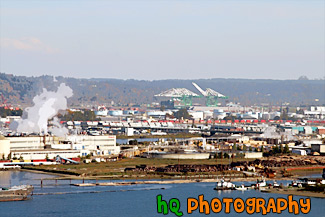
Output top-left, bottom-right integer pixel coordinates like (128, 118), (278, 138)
(10, 149), (81, 161)
(0, 135), (120, 160)
(311, 144), (325, 155)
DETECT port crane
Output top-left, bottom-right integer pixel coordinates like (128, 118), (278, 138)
(155, 83), (228, 107)
(192, 82), (228, 107)
(155, 88), (200, 107)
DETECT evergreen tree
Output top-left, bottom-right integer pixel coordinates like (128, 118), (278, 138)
(232, 143), (237, 151)
(59, 110), (100, 121)
(160, 105), (165, 112)
(284, 144), (289, 153)
(173, 108), (192, 120)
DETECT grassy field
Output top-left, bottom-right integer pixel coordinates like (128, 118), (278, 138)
(23, 157), (254, 178)
(22, 157), (325, 181)
(284, 167), (324, 176)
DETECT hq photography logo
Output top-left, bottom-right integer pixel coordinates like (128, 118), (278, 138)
(156, 194), (311, 216)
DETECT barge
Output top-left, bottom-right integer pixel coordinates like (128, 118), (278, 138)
(0, 185), (34, 202)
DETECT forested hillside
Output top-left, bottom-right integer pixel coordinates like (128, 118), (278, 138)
(0, 73), (324, 107)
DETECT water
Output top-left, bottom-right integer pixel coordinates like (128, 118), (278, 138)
(0, 171), (324, 217)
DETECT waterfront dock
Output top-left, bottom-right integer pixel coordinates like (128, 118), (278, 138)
(72, 179), (208, 187)
(71, 177), (293, 187)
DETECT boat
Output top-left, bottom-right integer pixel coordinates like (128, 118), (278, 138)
(0, 185), (34, 202)
(256, 178), (267, 187)
(290, 180), (302, 187)
(235, 184), (249, 191)
(251, 178), (267, 189)
(214, 179), (235, 190)
(273, 181), (280, 188)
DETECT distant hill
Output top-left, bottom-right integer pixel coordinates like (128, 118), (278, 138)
(0, 72), (324, 107)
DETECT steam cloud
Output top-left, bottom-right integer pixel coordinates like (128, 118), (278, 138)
(10, 83), (73, 136)
(262, 126), (295, 141)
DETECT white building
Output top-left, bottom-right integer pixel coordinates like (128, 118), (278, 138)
(188, 111), (204, 121)
(66, 135), (120, 156)
(8, 136), (51, 151)
(125, 128), (134, 136)
(0, 136), (10, 158)
(11, 149), (81, 161)
(213, 109), (227, 120)
(244, 152), (263, 159)
(304, 106), (325, 119)
(292, 149), (307, 156)
(0, 135), (120, 160)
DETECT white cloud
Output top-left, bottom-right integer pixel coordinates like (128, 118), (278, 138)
(0, 37), (59, 54)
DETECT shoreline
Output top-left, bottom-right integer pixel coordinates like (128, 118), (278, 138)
(20, 168), (64, 178)
(19, 163), (324, 181)
(11, 169), (325, 198)
(19, 169), (322, 181)
(262, 188), (325, 198)
(20, 167), (298, 182)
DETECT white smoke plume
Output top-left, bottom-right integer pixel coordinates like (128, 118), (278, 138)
(49, 117), (69, 137)
(262, 126), (279, 138)
(10, 83), (73, 136)
(262, 126), (296, 141)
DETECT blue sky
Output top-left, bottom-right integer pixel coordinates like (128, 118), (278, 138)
(0, 0), (324, 80)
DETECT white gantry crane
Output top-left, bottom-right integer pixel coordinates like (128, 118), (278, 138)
(154, 88), (200, 107)
(192, 82), (228, 107)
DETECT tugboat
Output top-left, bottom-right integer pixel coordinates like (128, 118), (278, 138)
(214, 179), (235, 190)
(0, 185), (34, 202)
